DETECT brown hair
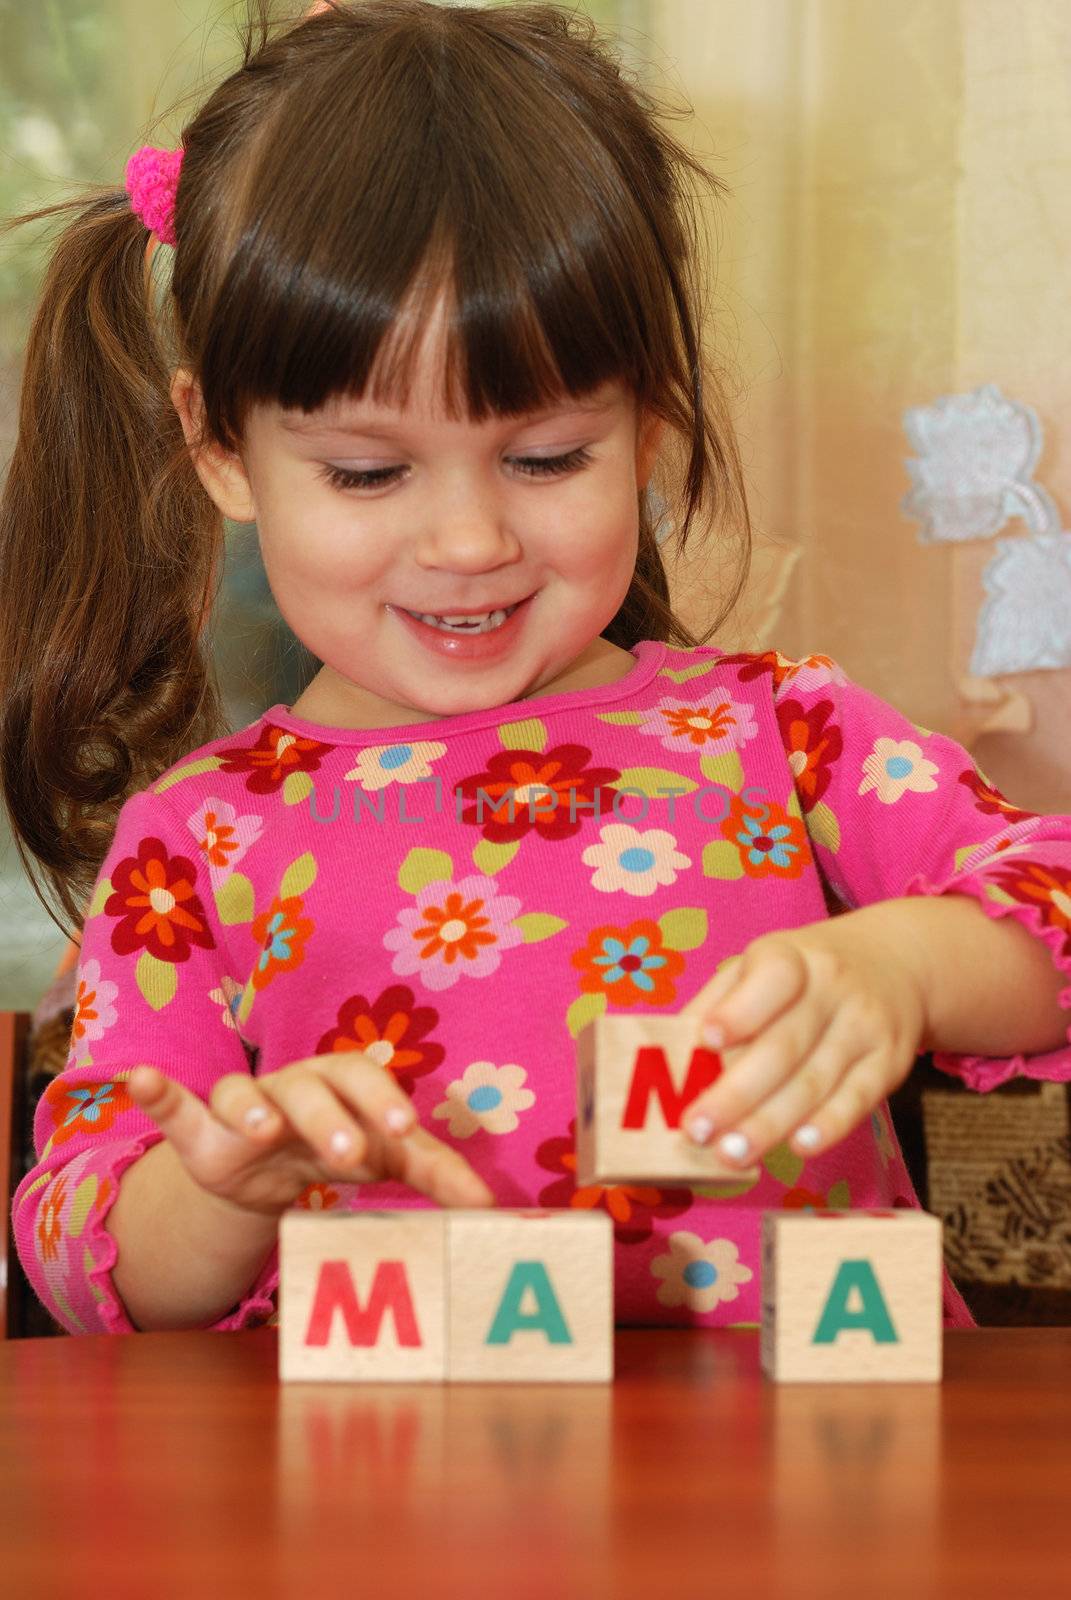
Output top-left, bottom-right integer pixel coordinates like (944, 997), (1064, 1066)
(0, 0), (751, 942)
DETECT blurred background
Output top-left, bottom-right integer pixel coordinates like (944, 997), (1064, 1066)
(3, 0), (1071, 1009)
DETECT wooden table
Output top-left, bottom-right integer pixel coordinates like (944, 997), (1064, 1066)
(2, 1327), (1069, 1598)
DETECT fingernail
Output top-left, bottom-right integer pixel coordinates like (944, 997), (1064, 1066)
(687, 1114), (715, 1145)
(244, 1106), (269, 1129)
(719, 1131), (750, 1163)
(330, 1129), (354, 1155)
(384, 1106), (412, 1135)
(701, 1023), (725, 1050)
(794, 1124), (822, 1151)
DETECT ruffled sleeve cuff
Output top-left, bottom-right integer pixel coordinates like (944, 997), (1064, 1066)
(903, 855), (1071, 1093)
(211, 1246), (280, 1331)
(13, 1134), (281, 1335)
(13, 1134), (164, 1334)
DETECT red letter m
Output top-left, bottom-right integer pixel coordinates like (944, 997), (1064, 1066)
(303, 1259), (422, 1347)
(620, 1046), (722, 1130)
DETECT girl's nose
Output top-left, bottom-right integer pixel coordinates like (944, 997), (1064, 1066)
(415, 493), (524, 574)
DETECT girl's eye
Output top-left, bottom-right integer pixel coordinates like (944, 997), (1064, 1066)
(317, 446), (593, 494)
(511, 446), (593, 478)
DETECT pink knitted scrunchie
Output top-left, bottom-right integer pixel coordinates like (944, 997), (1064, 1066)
(123, 6), (336, 247)
(124, 145), (184, 247)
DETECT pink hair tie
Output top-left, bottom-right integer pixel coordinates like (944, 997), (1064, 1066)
(124, 5), (332, 248)
(124, 145), (184, 247)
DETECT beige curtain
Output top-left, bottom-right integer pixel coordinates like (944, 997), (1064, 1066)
(652, 0), (1071, 814)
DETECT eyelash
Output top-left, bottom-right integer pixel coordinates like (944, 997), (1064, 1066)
(316, 446), (594, 493)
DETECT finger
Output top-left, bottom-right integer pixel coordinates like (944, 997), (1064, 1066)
(694, 1008), (864, 1163)
(680, 955), (744, 1020)
(786, 1050), (899, 1158)
(209, 1072), (285, 1142)
(260, 1070), (374, 1175)
(684, 994), (831, 1146)
(383, 1122), (496, 1209)
(305, 1049), (418, 1139)
(696, 940), (808, 1049)
(127, 1064), (232, 1165)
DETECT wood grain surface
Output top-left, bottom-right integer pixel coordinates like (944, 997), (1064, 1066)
(2, 1327), (1069, 1598)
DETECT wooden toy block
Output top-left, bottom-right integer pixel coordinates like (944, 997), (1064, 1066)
(575, 1013), (760, 1186)
(279, 1208), (614, 1384)
(447, 1209), (614, 1383)
(760, 1209), (943, 1383)
(279, 1209), (447, 1383)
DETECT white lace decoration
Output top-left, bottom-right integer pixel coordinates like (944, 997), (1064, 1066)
(902, 383), (1071, 675)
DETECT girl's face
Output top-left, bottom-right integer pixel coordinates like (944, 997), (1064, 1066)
(178, 287), (665, 730)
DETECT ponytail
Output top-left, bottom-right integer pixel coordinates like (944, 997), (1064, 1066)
(0, 187), (228, 941)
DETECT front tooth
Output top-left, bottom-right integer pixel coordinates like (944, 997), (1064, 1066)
(440, 613), (493, 624)
(414, 609), (510, 629)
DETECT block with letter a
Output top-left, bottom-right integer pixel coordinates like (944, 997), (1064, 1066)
(279, 1207), (613, 1383)
(279, 1209), (447, 1383)
(760, 1209), (943, 1383)
(447, 1209), (613, 1383)
(574, 1013), (760, 1186)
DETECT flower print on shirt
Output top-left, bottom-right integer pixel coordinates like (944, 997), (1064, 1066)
(582, 822), (692, 896)
(724, 648), (846, 697)
(217, 724), (335, 795)
(720, 792), (811, 880)
(957, 764), (1039, 826)
(67, 958), (118, 1064)
(571, 917), (686, 1005)
(384, 872), (525, 991)
(955, 816), (1048, 874)
(36, 1173), (68, 1262)
(455, 744), (621, 844)
(776, 696), (844, 813)
(344, 741), (447, 791)
(535, 1118), (692, 1244)
(296, 1183), (341, 1211)
(40, 1075), (134, 1147)
(209, 974), (245, 1032)
(249, 894), (315, 991)
(985, 858), (1071, 960)
(636, 687), (760, 758)
(650, 1231), (753, 1312)
(781, 1179), (852, 1210)
(432, 1060), (535, 1138)
(315, 983), (445, 1090)
(859, 737), (940, 803)
(105, 836), (216, 963)
(186, 797), (265, 890)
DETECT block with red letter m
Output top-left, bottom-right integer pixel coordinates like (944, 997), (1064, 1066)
(279, 1210), (447, 1382)
(574, 1014), (759, 1186)
(760, 1209), (943, 1383)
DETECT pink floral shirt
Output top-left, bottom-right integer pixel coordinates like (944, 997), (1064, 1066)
(13, 641), (1071, 1335)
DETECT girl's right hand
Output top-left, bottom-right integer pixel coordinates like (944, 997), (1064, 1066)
(125, 1052), (496, 1218)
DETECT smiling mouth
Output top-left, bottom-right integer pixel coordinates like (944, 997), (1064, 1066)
(394, 595), (531, 632)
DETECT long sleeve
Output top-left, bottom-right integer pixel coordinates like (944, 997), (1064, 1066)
(770, 651), (1071, 1091)
(11, 786), (278, 1334)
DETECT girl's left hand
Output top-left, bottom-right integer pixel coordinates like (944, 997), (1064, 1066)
(676, 913), (930, 1167)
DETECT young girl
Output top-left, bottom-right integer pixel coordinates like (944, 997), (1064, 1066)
(4, 0), (1070, 1338)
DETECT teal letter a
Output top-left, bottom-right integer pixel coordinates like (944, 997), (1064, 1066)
(811, 1259), (899, 1344)
(485, 1261), (573, 1345)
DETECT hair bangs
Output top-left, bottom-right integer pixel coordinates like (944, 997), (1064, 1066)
(195, 7), (666, 448)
